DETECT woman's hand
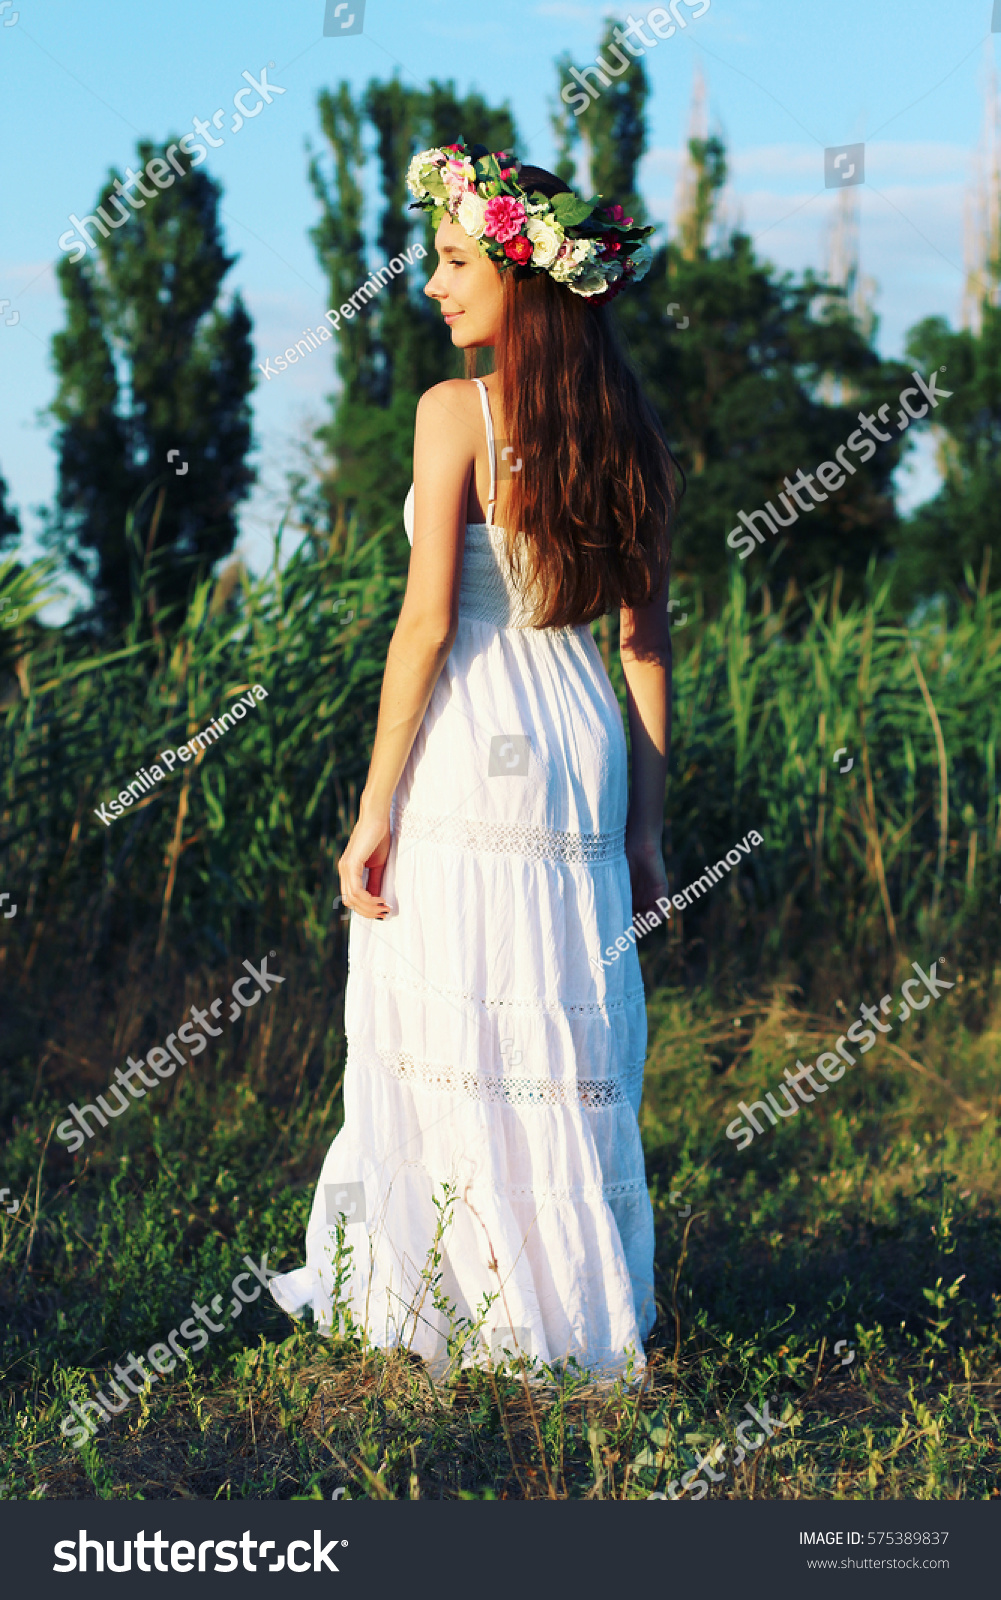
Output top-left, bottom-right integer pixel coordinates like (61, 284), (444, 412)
(338, 806), (392, 920)
(625, 832), (670, 920)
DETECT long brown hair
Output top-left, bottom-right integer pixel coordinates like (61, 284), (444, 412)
(465, 165), (679, 630)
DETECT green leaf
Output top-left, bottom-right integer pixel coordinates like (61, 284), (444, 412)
(421, 170), (447, 201)
(201, 766), (226, 834)
(551, 191), (595, 227)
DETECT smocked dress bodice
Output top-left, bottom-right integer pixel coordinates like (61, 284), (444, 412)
(402, 381), (540, 631)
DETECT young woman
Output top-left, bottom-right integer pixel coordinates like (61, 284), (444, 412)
(271, 145), (678, 1379)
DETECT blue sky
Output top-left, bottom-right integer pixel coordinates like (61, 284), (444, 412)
(1, 0), (998, 613)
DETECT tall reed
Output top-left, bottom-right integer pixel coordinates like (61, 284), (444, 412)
(2, 549), (999, 996)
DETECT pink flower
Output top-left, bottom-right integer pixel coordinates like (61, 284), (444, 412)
(483, 195), (527, 243)
(444, 163), (476, 204)
(504, 235), (533, 264)
(499, 167), (514, 179)
(604, 204), (624, 221)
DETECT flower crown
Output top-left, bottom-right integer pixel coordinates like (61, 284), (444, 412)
(406, 140), (655, 304)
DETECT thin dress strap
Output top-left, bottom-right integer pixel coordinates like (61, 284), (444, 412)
(472, 377), (497, 527)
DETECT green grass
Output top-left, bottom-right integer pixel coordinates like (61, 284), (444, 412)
(4, 543), (1001, 986)
(1, 539), (999, 1499)
(1, 955), (997, 1500)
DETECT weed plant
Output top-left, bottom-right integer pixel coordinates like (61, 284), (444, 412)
(0, 534), (998, 1499)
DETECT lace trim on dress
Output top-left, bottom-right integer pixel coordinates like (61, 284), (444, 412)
(374, 1047), (645, 1107)
(367, 965), (646, 1019)
(502, 1176), (650, 1201)
(350, 1160), (648, 1206)
(396, 809), (626, 864)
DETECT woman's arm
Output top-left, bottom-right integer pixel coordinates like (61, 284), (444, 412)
(619, 580), (672, 916)
(337, 381), (473, 919)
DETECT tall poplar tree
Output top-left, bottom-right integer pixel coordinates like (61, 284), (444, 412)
(45, 140), (255, 634)
(552, 18), (648, 220)
(894, 300), (1001, 602)
(553, 22), (908, 607)
(309, 78), (517, 553)
(0, 471), (19, 551)
(618, 132), (909, 606)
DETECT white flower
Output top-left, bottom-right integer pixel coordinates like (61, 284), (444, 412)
(550, 236), (598, 283)
(456, 191), (488, 238)
(568, 262), (612, 297)
(406, 148), (443, 199)
(525, 216), (563, 267)
(628, 240), (653, 282)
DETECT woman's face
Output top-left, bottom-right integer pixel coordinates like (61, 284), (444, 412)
(424, 217), (504, 348)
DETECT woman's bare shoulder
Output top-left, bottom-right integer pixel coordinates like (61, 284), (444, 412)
(416, 378), (481, 414)
(414, 380), (485, 457)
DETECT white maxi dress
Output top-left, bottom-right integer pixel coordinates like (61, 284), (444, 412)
(270, 378), (656, 1378)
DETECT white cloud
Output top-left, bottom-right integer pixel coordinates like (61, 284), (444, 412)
(636, 137), (970, 354)
(643, 139), (970, 192)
